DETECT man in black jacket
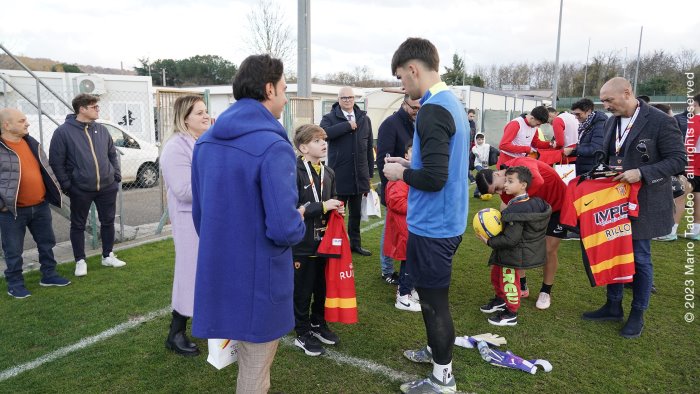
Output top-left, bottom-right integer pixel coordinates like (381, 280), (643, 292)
(320, 87), (374, 256)
(0, 109), (70, 298)
(376, 94), (419, 282)
(49, 94), (126, 277)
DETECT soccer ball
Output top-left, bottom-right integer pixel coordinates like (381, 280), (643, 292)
(480, 193), (493, 201)
(473, 208), (503, 239)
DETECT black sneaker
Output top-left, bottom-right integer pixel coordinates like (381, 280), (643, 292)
(310, 322), (339, 345)
(480, 297), (506, 313)
(294, 332), (324, 356)
(488, 310), (518, 326)
(382, 272), (399, 285)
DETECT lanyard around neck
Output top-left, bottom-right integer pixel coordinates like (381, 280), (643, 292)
(615, 103), (640, 154)
(303, 160), (324, 203)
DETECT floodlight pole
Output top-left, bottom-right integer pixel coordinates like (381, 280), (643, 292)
(297, 0), (311, 98)
(582, 37), (590, 97)
(552, 0), (563, 108)
(633, 26), (643, 94)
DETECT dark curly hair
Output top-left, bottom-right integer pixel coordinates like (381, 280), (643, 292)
(233, 54), (284, 102)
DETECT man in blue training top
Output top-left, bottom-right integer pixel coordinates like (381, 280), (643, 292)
(384, 37), (469, 394)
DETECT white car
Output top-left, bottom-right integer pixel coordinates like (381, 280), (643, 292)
(98, 119), (159, 188)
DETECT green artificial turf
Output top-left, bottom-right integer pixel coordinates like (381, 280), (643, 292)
(0, 184), (698, 393)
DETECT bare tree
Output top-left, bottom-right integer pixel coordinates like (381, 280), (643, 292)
(244, 0), (295, 66)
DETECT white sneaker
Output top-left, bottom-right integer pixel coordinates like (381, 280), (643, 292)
(536, 292), (551, 310)
(411, 289), (420, 302)
(74, 259), (87, 277)
(101, 252), (126, 268)
(395, 294), (421, 312)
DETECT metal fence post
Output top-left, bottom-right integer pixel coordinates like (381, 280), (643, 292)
(90, 203), (98, 250)
(117, 153), (124, 242)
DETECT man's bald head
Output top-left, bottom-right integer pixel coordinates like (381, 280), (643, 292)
(600, 77), (637, 117)
(338, 86), (356, 112)
(0, 108), (29, 140)
(0, 108), (23, 132)
(601, 77), (633, 96)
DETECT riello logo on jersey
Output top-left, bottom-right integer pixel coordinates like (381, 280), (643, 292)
(593, 203), (629, 227)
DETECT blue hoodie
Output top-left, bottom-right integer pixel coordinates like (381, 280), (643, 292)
(191, 98), (305, 342)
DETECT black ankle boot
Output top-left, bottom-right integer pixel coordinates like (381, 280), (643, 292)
(165, 310), (200, 356)
(620, 308), (645, 339)
(581, 300), (623, 321)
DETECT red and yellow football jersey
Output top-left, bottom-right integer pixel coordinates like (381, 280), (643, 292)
(561, 177), (640, 287)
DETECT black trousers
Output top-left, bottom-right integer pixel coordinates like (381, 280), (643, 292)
(293, 255), (327, 336)
(69, 182), (118, 260)
(338, 194), (363, 248)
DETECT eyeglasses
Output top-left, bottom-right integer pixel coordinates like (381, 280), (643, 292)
(403, 99), (420, 111)
(636, 141), (649, 163)
(339, 96), (354, 102)
(87, 105), (100, 110)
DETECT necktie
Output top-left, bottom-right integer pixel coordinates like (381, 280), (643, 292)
(347, 114), (353, 121)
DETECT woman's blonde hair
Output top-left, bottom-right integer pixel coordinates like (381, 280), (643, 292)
(173, 95), (205, 137)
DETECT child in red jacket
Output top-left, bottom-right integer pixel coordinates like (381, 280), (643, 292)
(384, 140), (420, 312)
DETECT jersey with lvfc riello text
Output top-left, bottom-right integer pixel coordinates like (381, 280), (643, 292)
(560, 176), (641, 287)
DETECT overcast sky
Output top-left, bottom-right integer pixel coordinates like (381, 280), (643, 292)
(1, 0), (695, 80)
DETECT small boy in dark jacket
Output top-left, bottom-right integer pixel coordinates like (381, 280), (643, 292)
(476, 166), (551, 326)
(292, 124), (345, 357)
(384, 140), (420, 312)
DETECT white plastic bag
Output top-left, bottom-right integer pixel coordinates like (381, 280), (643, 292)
(554, 164), (576, 185)
(361, 189), (381, 221)
(207, 338), (239, 370)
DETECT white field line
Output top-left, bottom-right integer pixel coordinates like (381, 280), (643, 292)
(0, 307), (170, 382)
(360, 219), (384, 233)
(279, 337), (419, 383)
(0, 220), (388, 384)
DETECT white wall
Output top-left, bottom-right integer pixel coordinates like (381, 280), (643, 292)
(0, 70), (156, 147)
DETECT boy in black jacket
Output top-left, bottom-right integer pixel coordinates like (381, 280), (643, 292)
(292, 124), (345, 356)
(477, 166), (551, 326)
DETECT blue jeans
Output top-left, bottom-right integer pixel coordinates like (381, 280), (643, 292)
(606, 239), (653, 310)
(398, 260), (415, 296)
(379, 219), (395, 275)
(0, 202), (58, 288)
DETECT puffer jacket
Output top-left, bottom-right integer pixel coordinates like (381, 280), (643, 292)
(0, 135), (62, 216)
(49, 114), (120, 193)
(487, 196), (551, 269)
(292, 156), (337, 256)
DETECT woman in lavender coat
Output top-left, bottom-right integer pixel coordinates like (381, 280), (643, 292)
(160, 95), (210, 356)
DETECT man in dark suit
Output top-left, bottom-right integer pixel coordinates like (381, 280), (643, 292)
(375, 94), (420, 283)
(582, 77), (686, 338)
(320, 87), (375, 256)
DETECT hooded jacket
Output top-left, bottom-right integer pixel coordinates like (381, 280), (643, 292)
(49, 114), (120, 193)
(383, 180), (408, 261)
(320, 102), (374, 195)
(0, 135), (62, 216)
(191, 98), (305, 343)
(487, 196), (551, 269)
(293, 156), (337, 256)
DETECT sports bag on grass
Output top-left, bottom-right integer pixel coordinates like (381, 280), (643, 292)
(207, 338), (239, 370)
